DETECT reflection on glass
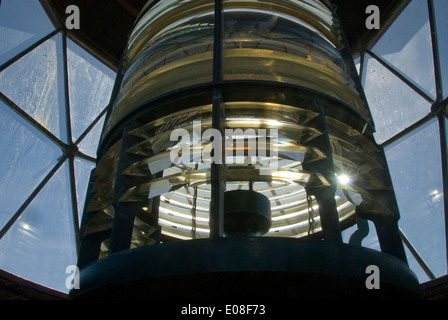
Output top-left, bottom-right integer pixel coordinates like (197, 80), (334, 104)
(0, 161), (77, 293)
(362, 54), (431, 144)
(0, 102), (62, 230)
(385, 119), (446, 282)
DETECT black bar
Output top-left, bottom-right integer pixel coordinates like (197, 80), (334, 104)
(77, 169), (110, 269)
(303, 105), (342, 243)
(212, 0), (223, 84)
(61, 31), (74, 145)
(209, 0), (225, 239)
(368, 147), (409, 263)
(68, 156), (80, 254)
(373, 215), (408, 264)
(316, 106), (342, 242)
(108, 126), (147, 254)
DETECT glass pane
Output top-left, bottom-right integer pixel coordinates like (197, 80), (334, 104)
(0, 101), (62, 230)
(67, 39), (115, 143)
(385, 119), (446, 283)
(0, 160), (77, 293)
(74, 157), (96, 223)
(434, 0), (448, 98)
(0, 33), (68, 143)
(0, 0), (55, 65)
(362, 53), (431, 145)
(77, 113), (106, 158)
(372, 0), (436, 100)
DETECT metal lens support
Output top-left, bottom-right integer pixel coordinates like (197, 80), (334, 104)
(223, 189), (272, 237)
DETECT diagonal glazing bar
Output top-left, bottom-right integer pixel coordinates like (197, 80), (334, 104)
(366, 49), (435, 104)
(0, 154), (68, 240)
(0, 92), (67, 151)
(399, 228), (436, 280)
(0, 28), (61, 73)
(381, 113), (436, 149)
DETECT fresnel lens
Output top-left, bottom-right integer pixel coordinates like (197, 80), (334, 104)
(72, 0), (422, 299)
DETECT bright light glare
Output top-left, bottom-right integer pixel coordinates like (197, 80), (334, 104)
(337, 174), (352, 185)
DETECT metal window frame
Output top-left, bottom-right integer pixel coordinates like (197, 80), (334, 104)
(0, 15), (112, 258)
(357, 0), (448, 280)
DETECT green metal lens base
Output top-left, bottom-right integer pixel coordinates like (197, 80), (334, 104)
(70, 238), (422, 300)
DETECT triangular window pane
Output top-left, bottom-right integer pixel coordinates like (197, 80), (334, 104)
(67, 39), (115, 143)
(74, 157), (96, 224)
(0, 33), (68, 143)
(0, 101), (62, 230)
(434, 0), (448, 98)
(362, 54), (431, 144)
(77, 113), (106, 158)
(0, 0), (55, 65)
(372, 0), (436, 100)
(0, 160), (77, 293)
(385, 119), (446, 283)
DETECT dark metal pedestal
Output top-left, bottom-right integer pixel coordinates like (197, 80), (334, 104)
(70, 238), (422, 300)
